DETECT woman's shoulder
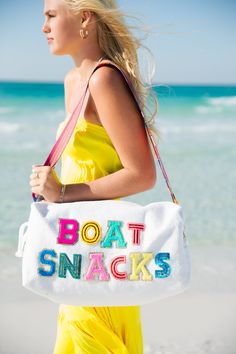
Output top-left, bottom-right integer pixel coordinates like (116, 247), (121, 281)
(89, 60), (127, 95)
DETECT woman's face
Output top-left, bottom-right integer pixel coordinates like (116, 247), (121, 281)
(42, 0), (83, 55)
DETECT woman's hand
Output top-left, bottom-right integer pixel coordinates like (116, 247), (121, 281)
(30, 164), (62, 203)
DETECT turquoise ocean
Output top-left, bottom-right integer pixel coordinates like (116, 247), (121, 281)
(0, 82), (235, 263)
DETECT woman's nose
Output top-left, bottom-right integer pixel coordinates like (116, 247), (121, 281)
(42, 23), (50, 33)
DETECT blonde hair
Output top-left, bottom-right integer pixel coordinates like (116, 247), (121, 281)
(63, 0), (162, 145)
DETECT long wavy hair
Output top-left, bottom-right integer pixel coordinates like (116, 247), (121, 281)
(63, 0), (161, 145)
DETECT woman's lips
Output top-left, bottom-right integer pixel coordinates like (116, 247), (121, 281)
(47, 38), (54, 43)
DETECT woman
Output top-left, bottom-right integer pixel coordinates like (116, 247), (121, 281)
(30, 0), (159, 352)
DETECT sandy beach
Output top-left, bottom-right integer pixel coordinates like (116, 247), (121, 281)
(0, 245), (235, 354)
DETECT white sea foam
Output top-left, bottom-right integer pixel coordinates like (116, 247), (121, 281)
(55, 109), (66, 116)
(0, 121), (21, 133)
(195, 96), (236, 114)
(195, 105), (224, 114)
(160, 123), (236, 134)
(0, 107), (16, 114)
(46, 109), (66, 120)
(207, 96), (236, 107)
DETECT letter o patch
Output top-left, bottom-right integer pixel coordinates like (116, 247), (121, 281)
(81, 221), (101, 245)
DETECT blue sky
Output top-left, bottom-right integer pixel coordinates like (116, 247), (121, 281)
(0, 0), (235, 84)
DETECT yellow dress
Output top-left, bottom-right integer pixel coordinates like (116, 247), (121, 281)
(53, 113), (143, 354)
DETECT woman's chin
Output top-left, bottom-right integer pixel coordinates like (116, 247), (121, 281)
(49, 46), (66, 56)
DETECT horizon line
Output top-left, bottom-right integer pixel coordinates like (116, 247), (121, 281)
(0, 79), (236, 87)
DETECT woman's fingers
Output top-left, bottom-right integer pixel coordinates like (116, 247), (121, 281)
(32, 165), (51, 173)
(30, 164), (61, 202)
(30, 172), (39, 180)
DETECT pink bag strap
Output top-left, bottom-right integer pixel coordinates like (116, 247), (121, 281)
(32, 59), (179, 205)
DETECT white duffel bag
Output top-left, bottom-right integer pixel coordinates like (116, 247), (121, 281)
(16, 198), (191, 306)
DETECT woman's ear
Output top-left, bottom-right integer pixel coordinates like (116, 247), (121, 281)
(80, 10), (95, 25)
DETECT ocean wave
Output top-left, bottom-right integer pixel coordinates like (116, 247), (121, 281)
(160, 123), (236, 134)
(207, 96), (236, 107)
(0, 121), (21, 133)
(195, 96), (236, 114)
(195, 105), (224, 114)
(46, 109), (66, 120)
(0, 107), (16, 114)
(53, 109), (66, 116)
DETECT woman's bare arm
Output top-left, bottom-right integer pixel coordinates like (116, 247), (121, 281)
(63, 66), (157, 202)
